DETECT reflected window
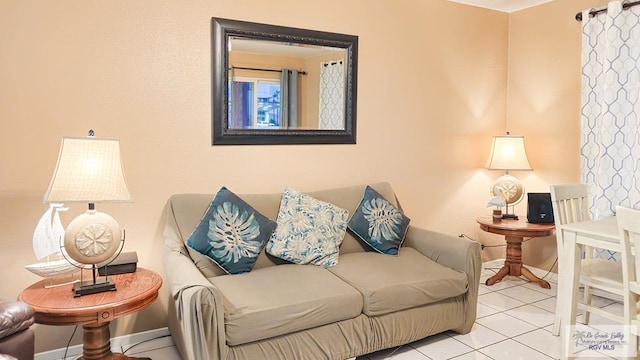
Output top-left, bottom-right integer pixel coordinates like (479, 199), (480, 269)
(228, 78), (280, 129)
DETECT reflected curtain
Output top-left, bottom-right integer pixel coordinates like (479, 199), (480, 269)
(280, 69), (298, 129)
(580, 1), (640, 260)
(230, 82), (252, 128)
(319, 60), (345, 130)
(229, 67), (252, 129)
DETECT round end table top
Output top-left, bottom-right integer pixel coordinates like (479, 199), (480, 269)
(477, 216), (555, 237)
(19, 267), (162, 326)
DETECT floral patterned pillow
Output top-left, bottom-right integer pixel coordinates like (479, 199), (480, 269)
(266, 188), (349, 267)
(186, 187), (277, 274)
(348, 186), (411, 255)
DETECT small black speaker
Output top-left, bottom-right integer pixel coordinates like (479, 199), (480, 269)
(527, 193), (555, 224)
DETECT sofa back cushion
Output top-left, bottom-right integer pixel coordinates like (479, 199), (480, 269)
(167, 182), (399, 275)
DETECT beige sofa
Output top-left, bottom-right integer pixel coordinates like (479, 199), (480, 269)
(162, 182), (481, 360)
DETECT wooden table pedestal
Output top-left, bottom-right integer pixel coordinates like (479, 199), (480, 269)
(477, 216), (555, 289)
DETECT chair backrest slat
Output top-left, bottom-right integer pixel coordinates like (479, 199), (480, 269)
(550, 184), (590, 226)
(550, 184), (591, 260)
(617, 206), (640, 286)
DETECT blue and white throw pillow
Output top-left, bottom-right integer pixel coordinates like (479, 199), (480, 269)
(266, 188), (349, 267)
(186, 187), (277, 274)
(348, 185), (410, 255)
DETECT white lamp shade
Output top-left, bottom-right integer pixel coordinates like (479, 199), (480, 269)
(485, 135), (532, 171)
(44, 137), (132, 203)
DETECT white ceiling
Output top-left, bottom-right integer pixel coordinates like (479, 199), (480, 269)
(448, 0), (554, 13)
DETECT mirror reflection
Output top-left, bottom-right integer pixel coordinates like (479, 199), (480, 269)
(228, 38), (347, 130)
(211, 17), (358, 145)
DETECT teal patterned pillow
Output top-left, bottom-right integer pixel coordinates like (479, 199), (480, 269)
(266, 188), (349, 267)
(348, 186), (410, 255)
(186, 187), (277, 274)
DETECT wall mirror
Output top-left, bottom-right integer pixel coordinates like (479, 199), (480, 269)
(212, 17), (358, 145)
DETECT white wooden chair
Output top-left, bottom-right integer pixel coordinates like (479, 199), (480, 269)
(550, 184), (623, 336)
(617, 206), (640, 357)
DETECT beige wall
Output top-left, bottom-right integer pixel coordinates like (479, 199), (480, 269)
(491, 0), (609, 270)
(0, 0), (598, 353)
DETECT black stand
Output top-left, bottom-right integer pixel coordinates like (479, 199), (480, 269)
(72, 264), (116, 297)
(61, 225), (126, 297)
(502, 204), (519, 220)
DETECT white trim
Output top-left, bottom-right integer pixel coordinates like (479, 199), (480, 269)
(35, 327), (172, 360)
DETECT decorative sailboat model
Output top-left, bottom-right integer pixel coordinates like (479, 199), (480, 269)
(24, 203), (80, 287)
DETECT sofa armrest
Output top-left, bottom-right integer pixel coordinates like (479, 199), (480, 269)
(162, 201), (228, 360)
(0, 300), (34, 340)
(404, 226), (480, 273)
(404, 225), (482, 334)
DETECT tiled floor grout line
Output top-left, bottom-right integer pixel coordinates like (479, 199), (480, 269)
(480, 282), (558, 359)
(475, 273), (559, 359)
(443, 325), (499, 359)
(409, 338), (499, 360)
(507, 325), (557, 360)
(477, 269), (625, 360)
(444, 323), (545, 360)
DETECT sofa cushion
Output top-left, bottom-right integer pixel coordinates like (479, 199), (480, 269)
(186, 187), (277, 274)
(348, 185), (410, 255)
(209, 264), (363, 346)
(266, 188), (349, 267)
(328, 247), (468, 316)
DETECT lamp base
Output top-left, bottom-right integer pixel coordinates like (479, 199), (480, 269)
(73, 279), (116, 297)
(64, 209), (122, 265)
(490, 174), (525, 204)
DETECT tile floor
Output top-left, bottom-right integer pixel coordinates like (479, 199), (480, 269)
(120, 260), (626, 360)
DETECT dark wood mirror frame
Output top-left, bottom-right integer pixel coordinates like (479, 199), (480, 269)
(211, 17), (358, 145)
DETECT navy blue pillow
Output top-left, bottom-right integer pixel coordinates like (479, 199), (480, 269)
(186, 187), (277, 274)
(348, 186), (410, 255)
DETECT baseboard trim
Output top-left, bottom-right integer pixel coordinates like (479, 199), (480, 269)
(35, 327), (173, 360)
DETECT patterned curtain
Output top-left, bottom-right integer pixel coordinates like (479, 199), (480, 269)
(581, 1), (640, 260)
(319, 60), (345, 130)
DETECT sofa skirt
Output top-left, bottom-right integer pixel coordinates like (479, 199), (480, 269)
(225, 294), (466, 360)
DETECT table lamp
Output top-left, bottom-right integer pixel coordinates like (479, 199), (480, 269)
(485, 132), (532, 219)
(44, 130), (132, 296)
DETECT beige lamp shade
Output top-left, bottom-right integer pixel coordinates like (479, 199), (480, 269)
(44, 137), (132, 203)
(40, 134), (131, 296)
(485, 135), (532, 171)
(486, 134), (532, 211)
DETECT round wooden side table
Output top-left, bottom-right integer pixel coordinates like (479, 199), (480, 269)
(477, 216), (555, 289)
(19, 268), (162, 360)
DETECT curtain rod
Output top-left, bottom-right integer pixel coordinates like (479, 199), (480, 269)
(323, 60), (343, 67)
(575, 0), (640, 21)
(229, 66), (307, 75)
